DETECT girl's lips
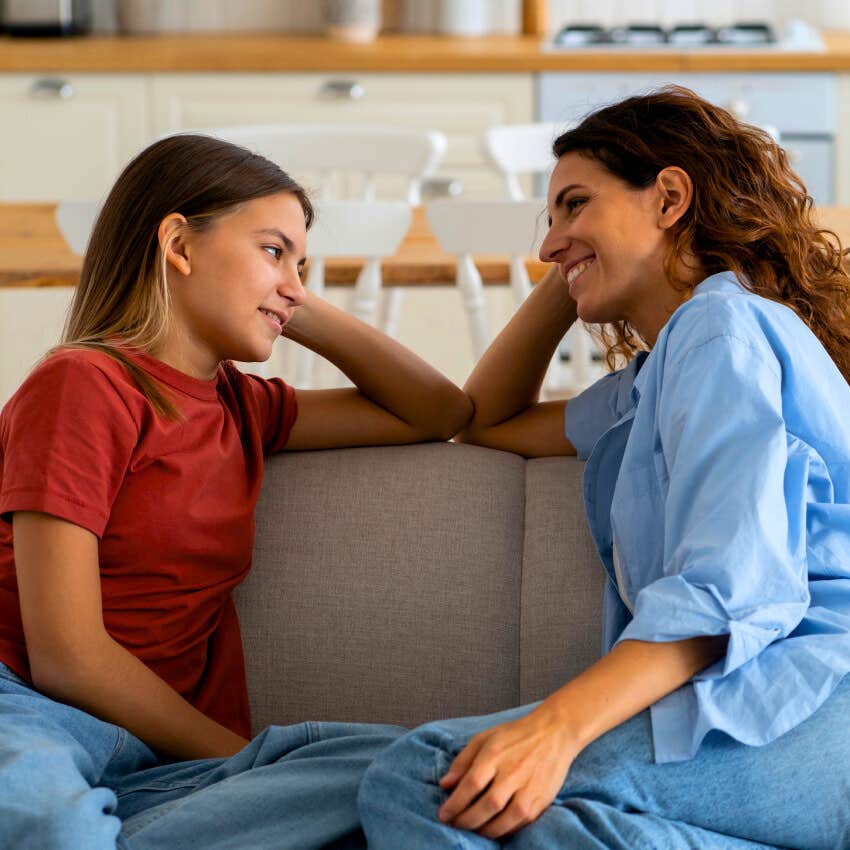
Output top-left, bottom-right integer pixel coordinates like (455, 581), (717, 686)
(563, 257), (595, 294)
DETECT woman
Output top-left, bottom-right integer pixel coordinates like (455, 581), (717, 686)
(357, 87), (850, 849)
(0, 134), (471, 849)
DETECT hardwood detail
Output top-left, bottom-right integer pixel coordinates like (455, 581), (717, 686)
(1, 33), (849, 73)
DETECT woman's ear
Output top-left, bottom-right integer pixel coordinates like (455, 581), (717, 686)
(655, 167), (693, 229)
(158, 213), (191, 276)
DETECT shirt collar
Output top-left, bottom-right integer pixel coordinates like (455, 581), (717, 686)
(630, 270), (744, 404)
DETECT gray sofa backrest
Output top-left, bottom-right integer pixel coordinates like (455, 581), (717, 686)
(235, 442), (605, 734)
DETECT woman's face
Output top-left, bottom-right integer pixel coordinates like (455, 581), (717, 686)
(539, 152), (689, 342)
(163, 191), (308, 378)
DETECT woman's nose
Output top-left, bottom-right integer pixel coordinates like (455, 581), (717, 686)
(280, 267), (307, 306)
(539, 225), (562, 263)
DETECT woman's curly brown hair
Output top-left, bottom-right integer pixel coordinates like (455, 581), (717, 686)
(553, 85), (850, 382)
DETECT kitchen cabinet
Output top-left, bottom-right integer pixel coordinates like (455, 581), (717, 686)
(0, 74), (151, 201)
(151, 73), (534, 198)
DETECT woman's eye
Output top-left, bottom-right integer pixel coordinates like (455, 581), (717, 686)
(567, 197), (587, 212)
(263, 245), (282, 259)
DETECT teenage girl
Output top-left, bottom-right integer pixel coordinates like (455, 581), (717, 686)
(0, 134), (471, 850)
(357, 87), (850, 849)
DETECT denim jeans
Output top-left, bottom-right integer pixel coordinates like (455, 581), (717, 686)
(358, 676), (850, 850)
(0, 663), (404, 850)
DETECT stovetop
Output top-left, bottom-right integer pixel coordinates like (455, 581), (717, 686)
(550, 19), (824, 51)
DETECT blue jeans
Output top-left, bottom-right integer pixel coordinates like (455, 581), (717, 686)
(358, 677), (850, 849)
(0, 663), (404, 850)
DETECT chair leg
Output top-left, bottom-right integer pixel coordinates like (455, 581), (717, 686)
(351, 259), (382, 326)
(456, 254), (491, 360)
(378, 289), (404, 338)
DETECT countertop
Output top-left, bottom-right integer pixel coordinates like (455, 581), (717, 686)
(2, 32), (850, 73)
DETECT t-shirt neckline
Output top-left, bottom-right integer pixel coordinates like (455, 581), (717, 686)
(120, 346), (222, 402)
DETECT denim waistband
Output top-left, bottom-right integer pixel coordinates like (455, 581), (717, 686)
(0, 661), (29, 686)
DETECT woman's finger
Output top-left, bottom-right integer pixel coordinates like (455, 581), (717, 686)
(438, 734), (486, 789)
(478, 790), (542, 839)
(449, 777), (519, 832)
(438, 757), (496, 823)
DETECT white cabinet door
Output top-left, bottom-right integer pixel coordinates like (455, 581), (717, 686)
(152, 73), (534, 198)
(0, 74), (151, 201)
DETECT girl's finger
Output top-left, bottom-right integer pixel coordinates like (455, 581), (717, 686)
(438, 735), (486, 788)
(438, 758), (495, 822)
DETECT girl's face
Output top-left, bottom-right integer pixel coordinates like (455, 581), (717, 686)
(539, 152), (692, 344)
(162, 191), (308, 378)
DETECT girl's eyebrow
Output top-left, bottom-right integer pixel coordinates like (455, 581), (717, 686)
(253, 227), (295, 252)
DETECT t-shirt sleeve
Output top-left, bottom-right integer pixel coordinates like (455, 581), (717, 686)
(564, 353), (646, 460)
(0, 356), (140, 537)
(239, 373), (298, 454)
(615, 333), (810, 679)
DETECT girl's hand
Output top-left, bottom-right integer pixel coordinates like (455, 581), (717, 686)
(437, 703), (579, 839)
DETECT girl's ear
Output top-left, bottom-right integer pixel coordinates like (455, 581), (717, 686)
(655, 167), (693, 229)
(158, 213), (191, 276)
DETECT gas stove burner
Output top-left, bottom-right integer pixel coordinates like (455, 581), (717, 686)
(668, 24), (715, 46)
(716, 22), (774, 45)
(610, 24), (667, 46)
(552, 24), (609, 47)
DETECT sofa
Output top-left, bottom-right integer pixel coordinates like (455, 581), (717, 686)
(234, 442), (605, 734)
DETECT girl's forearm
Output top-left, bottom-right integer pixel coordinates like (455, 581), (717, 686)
(542, 636), (728, 753)
(38, 632), (249, 760)
(462, 266), (578, 433)
(283, 292), (471, 437)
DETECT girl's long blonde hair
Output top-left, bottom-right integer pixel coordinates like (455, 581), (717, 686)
(55, 134), (313, 418)
(553, 86), (850, 382)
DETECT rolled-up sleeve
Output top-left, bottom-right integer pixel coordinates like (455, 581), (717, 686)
(565, 352), (647, 460)
(615, 333), (810, 678)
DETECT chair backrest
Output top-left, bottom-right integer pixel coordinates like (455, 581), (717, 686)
(482, 122), (563, 200)
(55, 200), (100, 256)
(204, 124), (447, 204)
(307, 200), (412, 259)
(425, 199), (545, 258)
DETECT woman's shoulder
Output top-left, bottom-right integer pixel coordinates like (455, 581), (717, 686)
(662, 272), (811, 371)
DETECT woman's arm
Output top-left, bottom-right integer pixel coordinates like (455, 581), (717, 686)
(457, 265), (580, 457)
(282, 291), (472, 450)
(14, 511), (249, 760)
(438, 635), (727, 838)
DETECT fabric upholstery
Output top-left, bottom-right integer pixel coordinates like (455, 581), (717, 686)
(235, 442), (603, 733)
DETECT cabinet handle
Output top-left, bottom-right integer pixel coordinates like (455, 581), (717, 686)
(319, 79), (365, 100)
(30, 77), (75, 100)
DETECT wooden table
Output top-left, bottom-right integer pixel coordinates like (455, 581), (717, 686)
(0, 203), (548, 289)
(4, 202), (850, 289)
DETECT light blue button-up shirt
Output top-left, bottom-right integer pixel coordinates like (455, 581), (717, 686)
(565, 271), (850, 763)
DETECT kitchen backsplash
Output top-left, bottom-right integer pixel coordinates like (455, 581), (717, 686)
(89, 0), (848, 35)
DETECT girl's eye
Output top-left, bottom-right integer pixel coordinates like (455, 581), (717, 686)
(567, 197), (587, 213)
(263, 245), (282, 259)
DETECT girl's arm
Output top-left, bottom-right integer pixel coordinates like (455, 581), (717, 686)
(14, 511), (249, 760)
(438, 635), (727, 838)
(457, 265), (580, 458)
(282, 291), (472, 450)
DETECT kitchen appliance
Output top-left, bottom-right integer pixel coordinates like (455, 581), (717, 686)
(550, 19), (823, 51)
(537, 69), (836, 203)
(2, 0), (92, 37)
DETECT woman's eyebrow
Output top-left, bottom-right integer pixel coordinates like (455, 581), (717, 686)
(252, 227), (295, 252)
(553, 183), (587, 209)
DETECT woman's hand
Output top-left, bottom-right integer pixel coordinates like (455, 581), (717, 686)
(437, 703), (579, 839)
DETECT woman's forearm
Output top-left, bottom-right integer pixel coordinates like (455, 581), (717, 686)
(283, 292), (471, 438)
(37, 632), (249, 761)
(462, 266), (578, 434)
(543, 636), (728, 753)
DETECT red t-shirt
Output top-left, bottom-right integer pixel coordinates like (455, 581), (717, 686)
(0, 347), (297, 738)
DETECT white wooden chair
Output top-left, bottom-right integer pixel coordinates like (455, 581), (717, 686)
(55, 199), (99, 256)
(482, 122), (562, 201)
(204, 124), (446, 340)
(425, 199), (543, 359)
(293, 200), (412, 388)
(483, 121), (605, 393)
(426, 198), (603, 394)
